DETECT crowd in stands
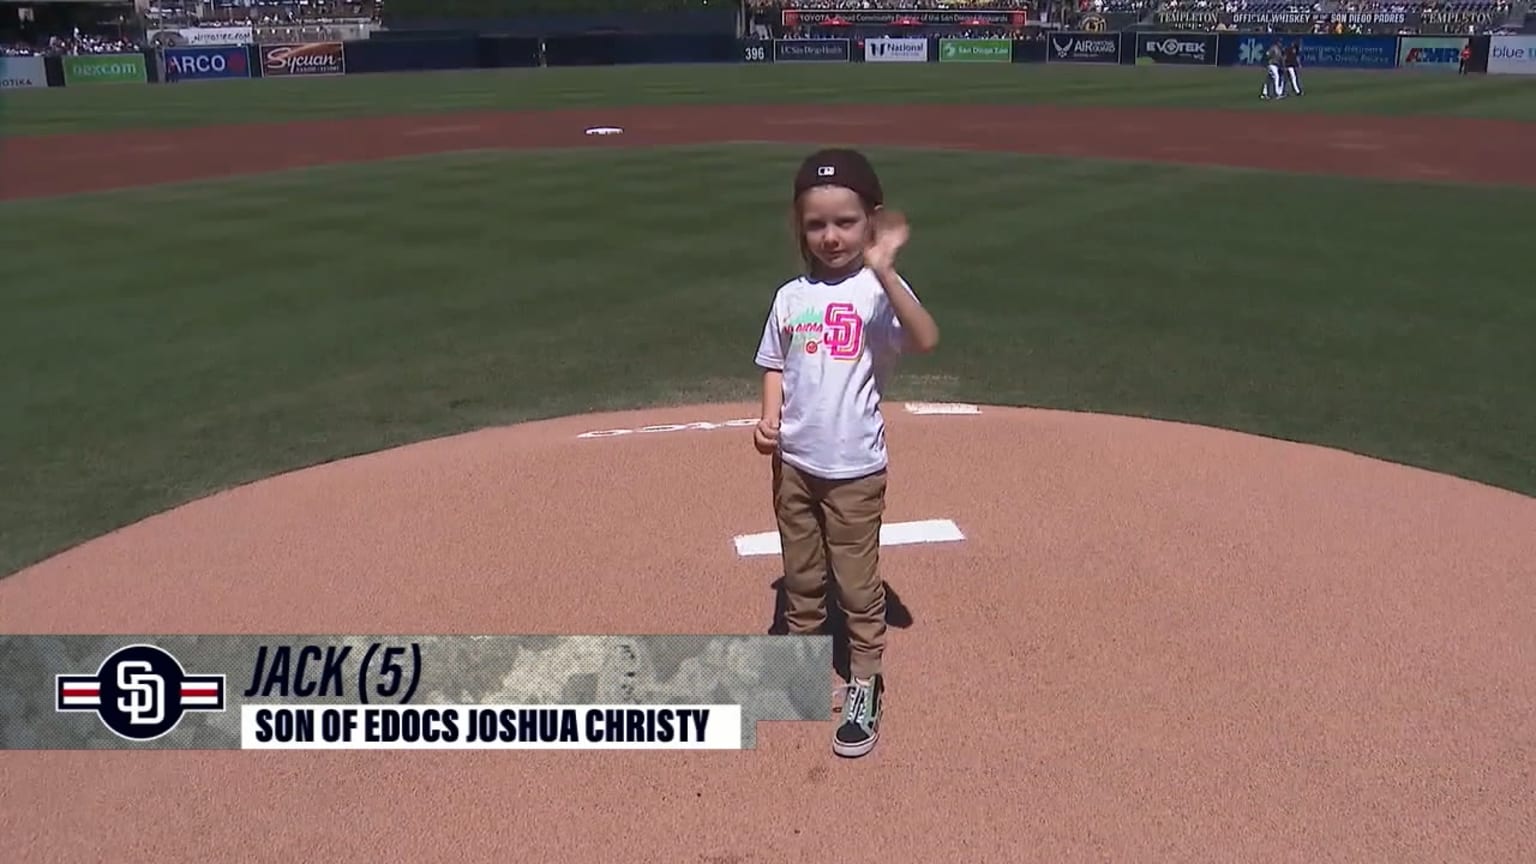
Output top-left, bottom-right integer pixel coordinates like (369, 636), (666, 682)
(768, 1), (1025, 7)
(2, 1), (381, 56)
(2, 32), (142, 57)
(4, 0), (1518, 57)
(751, 0), (1036, 38)
(143, 0), (380, 27)
(1150, 0), (1515, 33)
(1152, 0), (1509, 10)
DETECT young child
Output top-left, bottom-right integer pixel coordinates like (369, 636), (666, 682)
(751, 149), (940, 758)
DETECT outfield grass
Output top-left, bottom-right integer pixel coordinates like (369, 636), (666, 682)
(2, 143), (1533, 577)
(3, 63), (1536, 136)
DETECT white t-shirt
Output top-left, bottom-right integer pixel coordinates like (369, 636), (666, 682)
(754, 267), (918, 480)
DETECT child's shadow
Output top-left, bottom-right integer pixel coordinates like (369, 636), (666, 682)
(766, 575), (915, 683)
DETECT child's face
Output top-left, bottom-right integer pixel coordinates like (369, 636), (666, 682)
(798, 185), (874, 274)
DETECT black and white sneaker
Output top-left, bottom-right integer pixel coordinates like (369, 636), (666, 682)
(833, 674), (883, 758)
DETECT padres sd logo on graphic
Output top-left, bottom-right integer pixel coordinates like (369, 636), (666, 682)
(55, 644), (227, 741)
(1080, 14), (1107, 32)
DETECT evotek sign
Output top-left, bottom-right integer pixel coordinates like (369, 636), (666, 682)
(865, 38), (928, 63)
(1135, 33), (1214, 65)
(165, 46), (251, 81)
(1047, 33), (1120, 63)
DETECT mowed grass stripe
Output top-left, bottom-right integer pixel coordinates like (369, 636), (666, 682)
(1, 144), (1533, 578)
(4, 65), (1536, 136)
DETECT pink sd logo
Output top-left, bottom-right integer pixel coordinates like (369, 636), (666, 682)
(822, 302), (864, 360)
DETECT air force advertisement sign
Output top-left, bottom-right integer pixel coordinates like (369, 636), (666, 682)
(1046, 32), (1121, 64)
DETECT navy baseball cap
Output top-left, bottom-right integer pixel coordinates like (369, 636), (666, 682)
(793, 148), (884, 207)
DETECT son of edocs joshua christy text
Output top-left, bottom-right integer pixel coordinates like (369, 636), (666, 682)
(752, 149), (941, 759)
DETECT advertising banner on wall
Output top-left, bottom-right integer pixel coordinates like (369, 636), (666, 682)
(1134, 33), (1217, 66)
(0, 55), (47, 89)
(165, 46), (252, 81)
(260, 42), (346, 77)
(865, 37), (929, 63)
(1397, 36), (1467, 71)
(1232, 34), (1397, 69)
(937, 39), (1012, 63)
(773, 39), (850, 63)
(1045, 32), (1121, 64)
(62, 54), (148, 85)
(1488, 36), (1536, 76)
(148, 27), (255, 47)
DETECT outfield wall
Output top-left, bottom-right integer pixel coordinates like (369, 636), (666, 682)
(17, 32), (1533, 88)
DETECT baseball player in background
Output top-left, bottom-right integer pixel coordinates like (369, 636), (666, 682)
(1260, 39), (1284, 100)
(1282, 40), (1303, 96)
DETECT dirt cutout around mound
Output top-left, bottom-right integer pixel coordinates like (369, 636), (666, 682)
(5, 102), (1536, 200)
(3, 403), (1534, 863)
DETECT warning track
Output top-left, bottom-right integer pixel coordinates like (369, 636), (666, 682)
(3, 402), (1533, 863)
(6, 101), (1536, 200)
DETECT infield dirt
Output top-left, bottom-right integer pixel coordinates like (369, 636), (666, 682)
(5, 102), (1536, 200)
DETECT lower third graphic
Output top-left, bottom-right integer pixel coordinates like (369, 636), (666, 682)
(55, 643), (226, 741)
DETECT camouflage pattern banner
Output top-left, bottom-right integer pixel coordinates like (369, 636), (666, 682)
(0, 635), (832, 750)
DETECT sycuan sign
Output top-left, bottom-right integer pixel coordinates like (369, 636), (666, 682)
(62, 54), (148, 85)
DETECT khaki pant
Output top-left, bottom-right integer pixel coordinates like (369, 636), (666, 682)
(771, 456), (887, 680)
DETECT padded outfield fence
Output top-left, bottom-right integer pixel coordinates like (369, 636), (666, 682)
(2, 31), (1535, 90)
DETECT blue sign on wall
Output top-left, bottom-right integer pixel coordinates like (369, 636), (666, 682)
(1229, 34), (1397, 69)
(773, 39), (850, 63)
(164, 46), (251, 80)
(1299, 35), (1398, 69)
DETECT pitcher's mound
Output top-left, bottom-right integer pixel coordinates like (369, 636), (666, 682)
(3, 403), (1533, 862)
